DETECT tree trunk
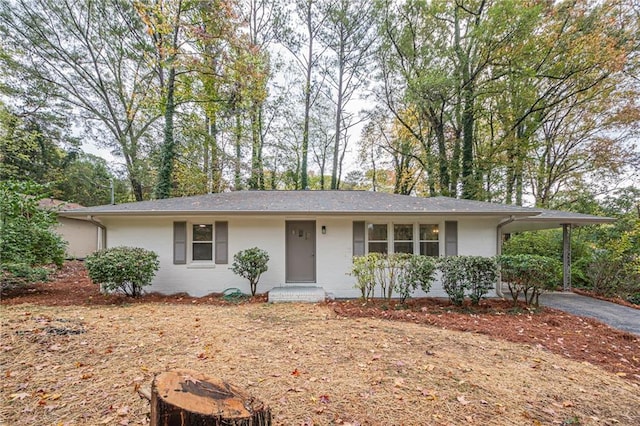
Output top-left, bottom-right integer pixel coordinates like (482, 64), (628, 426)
(300, 0), (313, 191)
(151, 369), (271, 426)
(235, 114), (243, 190)
(155, 66), (176, 199)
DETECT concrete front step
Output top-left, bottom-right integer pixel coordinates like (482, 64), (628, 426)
(268, 286), (327, 303)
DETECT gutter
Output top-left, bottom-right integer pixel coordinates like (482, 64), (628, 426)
(495, 215), (516, 298)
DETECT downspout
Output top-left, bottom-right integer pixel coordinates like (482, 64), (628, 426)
(88, 216), (107, 250)
(495, 215), (516, 298)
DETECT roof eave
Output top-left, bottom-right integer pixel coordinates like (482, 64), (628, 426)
(59, 210), (539, 218)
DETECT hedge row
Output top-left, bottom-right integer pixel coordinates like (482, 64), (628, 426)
(352, 254), (561, 306)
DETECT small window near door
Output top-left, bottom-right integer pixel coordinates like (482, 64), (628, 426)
(368, 224), (388, 254)
(394, 224), (414, 254)
(420, 224), (439, 256)
(193, 224), (213, 261)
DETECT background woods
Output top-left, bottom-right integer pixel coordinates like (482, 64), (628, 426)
(1, 0), (638, 205)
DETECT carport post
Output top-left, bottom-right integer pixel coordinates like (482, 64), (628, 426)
(562, 224), (571, 291)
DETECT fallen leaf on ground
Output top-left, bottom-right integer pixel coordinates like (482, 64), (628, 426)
(10, 392), (30, 401)
(457, 395), (470, 405)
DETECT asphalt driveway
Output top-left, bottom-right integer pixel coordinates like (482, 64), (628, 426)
(539, 292), (640, 335)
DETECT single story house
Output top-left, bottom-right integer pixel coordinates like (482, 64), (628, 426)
(58, 191), (613, 299)
(39, 199), (103, 259)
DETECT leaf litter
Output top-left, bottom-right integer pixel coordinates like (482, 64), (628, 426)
(1, 302), (638, 425)
(1, 262), (639, 425)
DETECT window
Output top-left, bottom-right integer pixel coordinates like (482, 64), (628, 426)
(420, 224), (439, 256)
(192, 224), (213, 261)
(367, 224), (388, 254)
(394, 224), (414, 254)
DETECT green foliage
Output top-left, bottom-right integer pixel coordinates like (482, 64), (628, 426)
(53, 154), (128, 206)
(0, 180), (66, 290)
(498, 254), (562, 306)
(352, 254), (437, 302)
(438, 256), (498, 306)
(464, 257), (499, 305)
(0, 103), (76, 184)
(1, 263), (50, 292)
(396, 255), (437, 303)
(438, 257), (467, 306)
(351, 253), (379, 300)
(503, 229), (593, 287)
(231, 247), (269, 296)
(374, 253), (411, 300)
(0, 181), (66, 290)
(85, 246), (159, 297)
(585, 219), (640, 303)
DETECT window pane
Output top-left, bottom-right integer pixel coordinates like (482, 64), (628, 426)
(420, 224), (439, 241)
(420, 242), (439, 257)
(368, 242), (388, 254)
(368, 224), (387, 241)
(193, 224), (213, 241)
(193, 243), (213, 260)
(394, 224), (413, 241)
(394, 242), (413, 254)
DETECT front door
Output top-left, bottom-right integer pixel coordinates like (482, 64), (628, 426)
(286, 220), (316, 282)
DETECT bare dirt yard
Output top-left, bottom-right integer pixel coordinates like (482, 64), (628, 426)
(1, 262), (639, 425)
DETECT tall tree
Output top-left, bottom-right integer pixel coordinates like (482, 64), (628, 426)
(0, 0), (159, 201)
(319, 0), (374, 189)
(135, 0), (186, 199)
(0, 102), (76, 184)
(277, 0), (329, 189)
(241, 0), (279, 190)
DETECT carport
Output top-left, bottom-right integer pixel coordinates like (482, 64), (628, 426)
(497, 209), (615, 295)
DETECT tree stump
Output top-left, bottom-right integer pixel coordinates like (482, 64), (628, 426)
(150, 369), (271, 426)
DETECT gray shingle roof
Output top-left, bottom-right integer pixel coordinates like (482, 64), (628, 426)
(59, 191), (542, 217)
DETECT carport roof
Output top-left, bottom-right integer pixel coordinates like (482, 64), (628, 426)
(501, 209), (616, 233)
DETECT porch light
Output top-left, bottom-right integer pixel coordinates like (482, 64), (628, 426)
(321, 225), (326, 234)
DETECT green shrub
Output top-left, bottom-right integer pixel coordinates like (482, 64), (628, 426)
(1, 263), (50, 292)
(375, 253), (410, 300)
(86, 246), (159, 297)
(438, 256), (498, 305)
(231, 247), (269, 296)
(497, 254), (562, 306)
(351, 253), (379, 300)
(0, 180), (67, 269)
(351, 254), (436, 302)
(586, 219), (640, 301)
(396, 255), (437, 303)
(503, 229), (593, 288)
(438, 257), (468, 306)
(464, 256), (498, 305)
